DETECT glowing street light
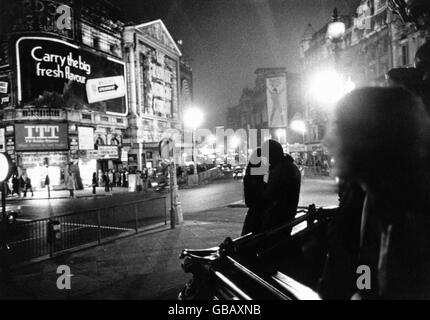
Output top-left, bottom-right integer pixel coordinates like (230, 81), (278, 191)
(291, 120), (307, 144)
(309, 69), (356, 107)
(183, 107), (204, 162)
(184, 107), (204, 130)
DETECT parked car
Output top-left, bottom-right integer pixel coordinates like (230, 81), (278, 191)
(179, 205), (338, 300)
(233, 165), (246, 179)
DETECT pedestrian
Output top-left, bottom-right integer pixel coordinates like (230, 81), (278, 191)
(326, 87), (430, 299)
(65, 170), (75, 198)
(103, 172), (110, 192)
(12, 174), (20, 197)
(108, 170), (114, 192)
(241, 148), (267, 236)
(259, 139), (302, 233)
(92, 172), (97, 195)
(136, 171), (142, 192)
(115, 170), (121, 187)
(23, 176), (34, 197)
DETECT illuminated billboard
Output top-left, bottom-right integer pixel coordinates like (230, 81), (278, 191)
(15, 123), (69, 151)
(16, 37), (127, 116)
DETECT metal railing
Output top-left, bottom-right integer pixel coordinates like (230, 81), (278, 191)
(3, 196), (168, 265)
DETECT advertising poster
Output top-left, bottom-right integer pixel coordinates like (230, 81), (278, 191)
(15, 123), (69, 151)
(78, 126), (95, 150)
(266, 77), (288, 128)
(16, 37), (127, 115)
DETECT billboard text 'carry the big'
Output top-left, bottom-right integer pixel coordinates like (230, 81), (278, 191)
(16, 37), (127, 115)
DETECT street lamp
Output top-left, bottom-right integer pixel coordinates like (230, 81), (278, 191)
(291, 120), (307, 144)
(326, 8), (346, 67)
(309, 69), (356, 107)
(183, 107), (204, 163)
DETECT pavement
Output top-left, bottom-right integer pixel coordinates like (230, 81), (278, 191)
(6, 187), (132, 202)
(0, 177), (337, 300)
(0, 208), (244, 300)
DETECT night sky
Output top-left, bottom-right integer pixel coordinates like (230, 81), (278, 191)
(113, 0), (361, 128)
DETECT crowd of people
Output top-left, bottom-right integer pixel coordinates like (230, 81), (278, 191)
(3, 172), (34, 198)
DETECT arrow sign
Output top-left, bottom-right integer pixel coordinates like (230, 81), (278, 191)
(98, 84), (119, 93)
(86, 76), (125, 104)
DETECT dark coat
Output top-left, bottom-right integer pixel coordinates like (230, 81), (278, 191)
(260, 154), (301, 231)
(241, 163), (267, 236)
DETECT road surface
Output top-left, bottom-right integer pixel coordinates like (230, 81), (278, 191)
(10, 177), (338, 221)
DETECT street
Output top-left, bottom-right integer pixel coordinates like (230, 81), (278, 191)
(11, 177), (338, 221)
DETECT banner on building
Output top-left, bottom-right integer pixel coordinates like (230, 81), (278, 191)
(16, 37), (127, 115)
(97, 146), (119, 159)
(15, 123), (69, 151)
(0, 128), (5, 152)
(78, 126), (94, 150)
(266, 77), (288, 128)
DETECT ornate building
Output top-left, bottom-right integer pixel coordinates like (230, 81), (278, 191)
(300, 0), (427, 153)
(123, 20), (183, 171)
(0, 0), (128, 188)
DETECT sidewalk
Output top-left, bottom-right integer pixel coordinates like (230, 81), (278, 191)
(6, 187), (131, 202)
(0, 208), (243, 300)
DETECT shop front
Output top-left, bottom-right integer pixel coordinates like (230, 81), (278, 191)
(14, 123), (70, 189)
(20, 152), (69, 188)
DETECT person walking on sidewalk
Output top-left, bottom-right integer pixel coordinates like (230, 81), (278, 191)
(108, 170), (114, 192)
(92, 172), (97, 195)
(23, 175), (34, 198)
(65, 170), (75, 198)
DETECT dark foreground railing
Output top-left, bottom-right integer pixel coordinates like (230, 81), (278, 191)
(179, 205), (338, 300)
(2, 196), (168, 265)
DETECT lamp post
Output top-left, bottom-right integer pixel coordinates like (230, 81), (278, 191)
(327, 8), (346, 70)
(184, 107), (204, 162)
(184, 107), (204, 184)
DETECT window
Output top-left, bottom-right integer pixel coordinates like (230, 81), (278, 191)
(82, 114), (92, 120)
(401, 43), (409, 66)
(93, 37), (100, 49)
(101, 116), (109, 122)
(116, 118), (124, 124)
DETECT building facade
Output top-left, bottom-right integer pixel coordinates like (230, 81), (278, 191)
(0, 0), (128, 188)
(300, 0), (428, 154)
(123, 20), (183, 172)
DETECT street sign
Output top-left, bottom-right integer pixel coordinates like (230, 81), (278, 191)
(86, 76), (126, 104)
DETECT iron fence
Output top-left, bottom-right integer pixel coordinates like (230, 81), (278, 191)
(3, 196), (168, 265)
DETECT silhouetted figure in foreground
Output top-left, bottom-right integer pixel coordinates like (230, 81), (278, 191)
(326, 87), (430, 299)
(260, 140), (301, 233)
